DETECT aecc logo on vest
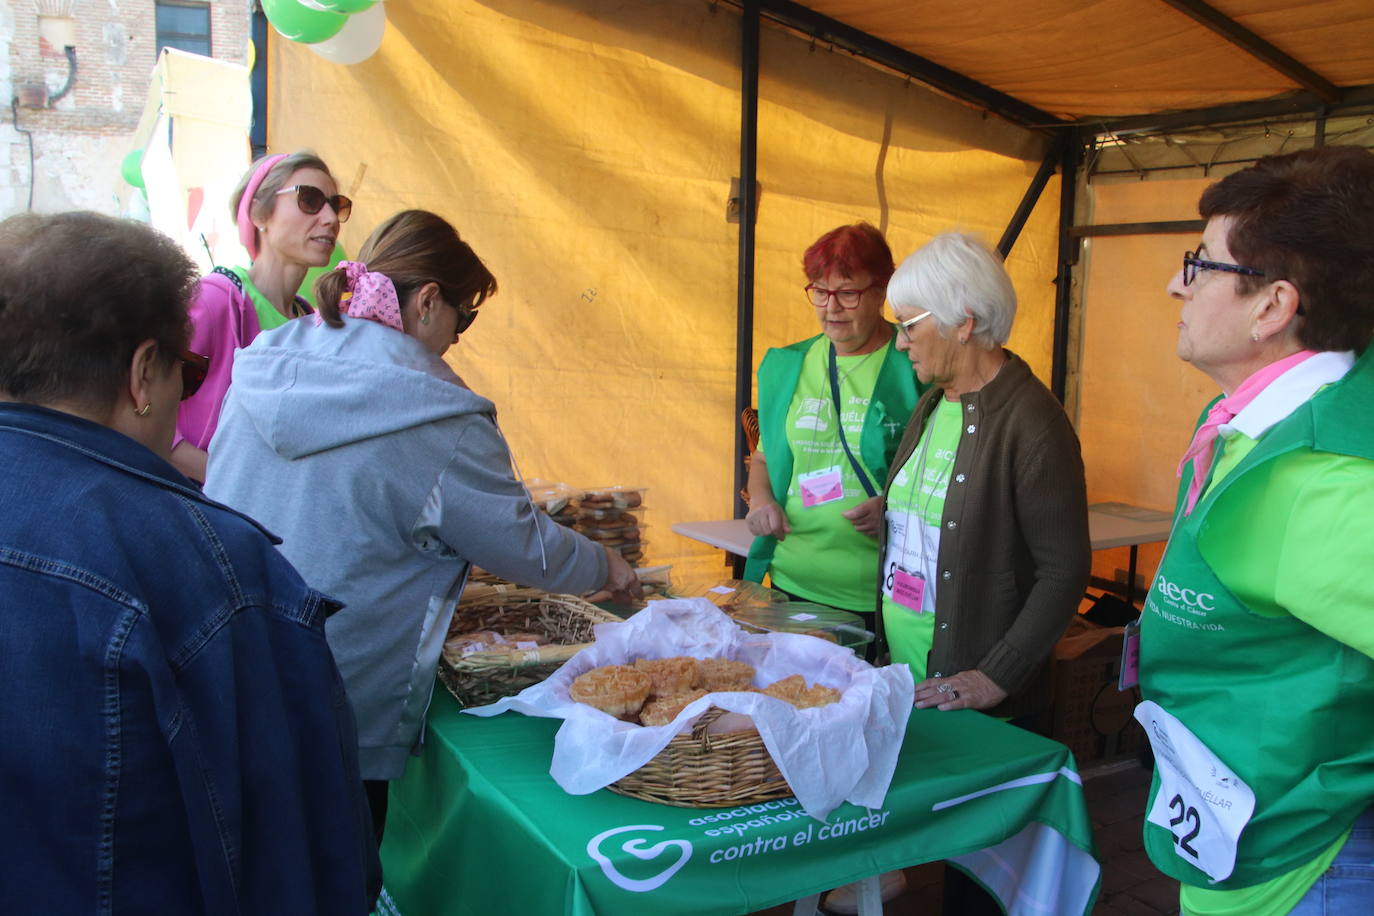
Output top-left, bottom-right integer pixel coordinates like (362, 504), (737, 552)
(1153, 574), (1216, 614)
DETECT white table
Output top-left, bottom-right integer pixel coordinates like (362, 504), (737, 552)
(672, 502), (1173, 604)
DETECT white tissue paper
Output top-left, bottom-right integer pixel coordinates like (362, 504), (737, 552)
(465, 599), (914, 821)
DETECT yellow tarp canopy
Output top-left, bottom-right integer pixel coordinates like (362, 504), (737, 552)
(268, 0), (1060, 581)
(804, 0), (1374, 119)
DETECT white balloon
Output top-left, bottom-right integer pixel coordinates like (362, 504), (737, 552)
(307, 3), (386, 65)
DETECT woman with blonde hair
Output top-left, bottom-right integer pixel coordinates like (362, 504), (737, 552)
(172, 150), (350, 481)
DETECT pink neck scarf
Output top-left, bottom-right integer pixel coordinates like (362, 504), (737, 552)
(236, 153), (288, 261)
(1177, 349), (1317, 515)
(338, 261), (404, 332)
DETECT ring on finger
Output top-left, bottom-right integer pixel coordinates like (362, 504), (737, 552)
(951, 689), (960, 700)
(936, 683), (952, 694)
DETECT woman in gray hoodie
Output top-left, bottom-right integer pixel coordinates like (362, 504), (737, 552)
(204, 210), (639, 841)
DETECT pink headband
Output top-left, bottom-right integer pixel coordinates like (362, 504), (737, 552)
(338, 261), (404, 332)
(237, 153), (288, 261)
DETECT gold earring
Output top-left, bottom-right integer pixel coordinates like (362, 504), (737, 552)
(136, 403), (151, 416)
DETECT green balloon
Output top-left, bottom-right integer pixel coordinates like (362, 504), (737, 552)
(121, 148), (145, 189)
(298, 241), (347, 308)
(313, 0), (376, 11)
(263, 0), (347, 44)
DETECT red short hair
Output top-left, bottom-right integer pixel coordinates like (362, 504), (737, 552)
(802, 222), (895, 286)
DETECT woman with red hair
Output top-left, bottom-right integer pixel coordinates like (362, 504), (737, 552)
(744, 223), (923, 625)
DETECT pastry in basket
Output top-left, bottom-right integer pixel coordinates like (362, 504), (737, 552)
(795, 684), (843, 708)
(633, 656), (701, 695)
(569, 665), (653, 718)
(639, 689), (709, 726)
(444, 630), (505, 654)
(698, 658), (756, 691)
(760, 674), (805, 703)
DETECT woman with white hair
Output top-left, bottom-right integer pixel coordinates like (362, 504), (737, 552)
(879, 231), (1089, 722)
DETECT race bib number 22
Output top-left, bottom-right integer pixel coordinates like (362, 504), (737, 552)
(1136, 701), (1256, 883)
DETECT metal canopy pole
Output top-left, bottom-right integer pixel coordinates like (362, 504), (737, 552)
(1155, 0), (1341, 103)
(733, 2), (761, 523)
(1093, 84), (1374, 137)
(756, 0), (1062, 131)
(998, 134), (1067, 258)
(1051, 130), (1082, 404)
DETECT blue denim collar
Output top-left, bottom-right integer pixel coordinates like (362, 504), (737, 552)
(0, 402), (282, 545)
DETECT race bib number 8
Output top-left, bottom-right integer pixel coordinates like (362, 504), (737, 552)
(1135, 701), (1256, 882)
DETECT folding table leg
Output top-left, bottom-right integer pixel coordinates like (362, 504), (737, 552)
(856, 874), (883, 914)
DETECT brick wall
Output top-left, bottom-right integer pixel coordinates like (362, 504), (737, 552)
(1, 0), (253, 217)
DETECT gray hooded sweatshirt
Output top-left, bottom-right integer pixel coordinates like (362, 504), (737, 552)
(204, 316), (607, 780)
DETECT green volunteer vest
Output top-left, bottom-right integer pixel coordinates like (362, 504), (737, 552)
(1139, 348), (1374, 888)
(744, 330), (921, 583)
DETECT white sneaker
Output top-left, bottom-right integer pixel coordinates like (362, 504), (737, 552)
(821, 870), (907, 915)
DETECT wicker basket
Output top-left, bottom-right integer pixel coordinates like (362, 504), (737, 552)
(438, 588), (620, 708)
(608, 707), (792, 807)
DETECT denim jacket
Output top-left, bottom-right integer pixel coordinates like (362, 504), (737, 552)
(0, 403), (380, 914)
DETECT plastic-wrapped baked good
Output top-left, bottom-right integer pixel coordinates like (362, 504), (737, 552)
(578, 486), (646, 510)
(444, 630), (505, 655)
(577, 505), (647, 523)
(580, 524), (645, 542)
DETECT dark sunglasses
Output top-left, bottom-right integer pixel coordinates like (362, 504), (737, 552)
(275, 184), (352, 223)
(180, 350), (209, 400)
(452, 305), (479, 343)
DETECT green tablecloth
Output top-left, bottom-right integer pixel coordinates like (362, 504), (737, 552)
(375, 689), (1100, 915)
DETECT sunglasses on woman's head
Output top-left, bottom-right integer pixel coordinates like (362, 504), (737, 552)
(180, 350), (209, 400)
(275, 184), (352, 223)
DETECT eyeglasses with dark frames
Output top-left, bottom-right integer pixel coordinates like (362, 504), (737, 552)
(180, 350), (209, 400)
(805, 282), (877, 309)
(1182, 250), (1264, 287)
(275, 184), (352, 223)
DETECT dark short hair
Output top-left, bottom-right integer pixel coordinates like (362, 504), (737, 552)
(0, 211), (196, 407)
(1201, 145), (1374, 353)
(314, 210), (497, 328)
(802, 222), (895, 287)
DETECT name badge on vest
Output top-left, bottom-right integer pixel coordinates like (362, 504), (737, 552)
(881, 510), (935, 613)
(1135, 700), (1256, 882)
(799, 466), (844, 507)
(1119, 618), (1141, 690)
